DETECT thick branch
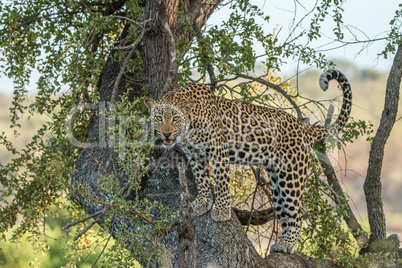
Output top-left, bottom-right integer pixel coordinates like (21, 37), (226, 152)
(364, 44), (402, 241)
(233, 207), (275, 226)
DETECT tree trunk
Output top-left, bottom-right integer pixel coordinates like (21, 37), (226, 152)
(364, 45), (402, 242)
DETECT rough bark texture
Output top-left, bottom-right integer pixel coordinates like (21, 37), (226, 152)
(364, 45), (402, 242)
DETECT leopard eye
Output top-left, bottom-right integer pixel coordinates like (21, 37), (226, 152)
(155, 115), (163, 122)
(172, 116), (180, 122)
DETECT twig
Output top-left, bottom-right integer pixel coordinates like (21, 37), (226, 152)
(111, 15), (150, 28)
(128, 209), (167, 233)
(66, 177), (165, 233)
(74, 219), (99, 241)
(111, 17), (151, 50)
(91, 233), (113, 268)
(246, 169), (261, 233)
(251, 166), (271, 199)
(62, 210), (103, 230)
(314, 172), (341, 205)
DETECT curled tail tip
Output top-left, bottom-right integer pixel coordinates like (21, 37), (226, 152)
(319, 69), (337, 92)
(317, 69), (352, 135)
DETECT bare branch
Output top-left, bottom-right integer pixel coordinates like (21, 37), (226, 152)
(111, 18), (151, 50)
(91, 234), (113, 268)
(62, 211), (103, 230)
(74, 214), (105, 241)
(315, 147), (369, 248)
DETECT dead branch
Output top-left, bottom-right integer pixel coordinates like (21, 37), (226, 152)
(161, 19), (177, 94)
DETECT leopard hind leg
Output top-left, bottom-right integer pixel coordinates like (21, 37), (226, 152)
(267, 169), (303, 254)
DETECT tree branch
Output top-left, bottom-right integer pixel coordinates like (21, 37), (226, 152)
(233, 207), (275, 226)
(192, 21), (217, 86)
(110, 24), (148, 103)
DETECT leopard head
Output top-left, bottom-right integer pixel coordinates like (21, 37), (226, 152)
(144, 97), (193, 149)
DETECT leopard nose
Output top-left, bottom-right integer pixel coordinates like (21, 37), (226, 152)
(163, 132), (172, 138)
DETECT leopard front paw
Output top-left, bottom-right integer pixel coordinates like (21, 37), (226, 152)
(191, 195), (213, 217)
(210, 204), (231, 222)
(270, 242), (295, 254)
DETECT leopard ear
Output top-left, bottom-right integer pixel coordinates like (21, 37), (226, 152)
(144, 97), (157, 111)
(180, 101), (194, 113)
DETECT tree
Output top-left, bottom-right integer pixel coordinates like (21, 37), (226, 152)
(364, 44), (402, 243)
(0, 0), (401, 267)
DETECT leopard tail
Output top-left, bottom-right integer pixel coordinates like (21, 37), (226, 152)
(308, 69), (352, 141)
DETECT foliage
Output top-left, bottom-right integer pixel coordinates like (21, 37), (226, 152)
(336, 250), (402, 268)
(379, 3), (402, 58)
(368, 239), (399, 254)
(0, 0), (151, 265)
(0, 204), (103, 268)
(298, 168), (356, 259)
(342, 119), (374, 143)
(63, 94), (175, 266)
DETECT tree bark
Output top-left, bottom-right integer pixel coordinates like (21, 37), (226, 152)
(364, 45), (402, 242)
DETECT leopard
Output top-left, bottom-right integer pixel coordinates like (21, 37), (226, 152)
(144, 69), (352, 254)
